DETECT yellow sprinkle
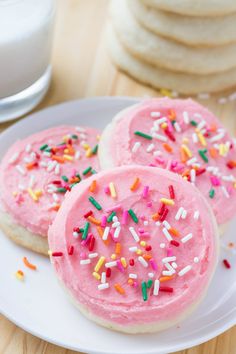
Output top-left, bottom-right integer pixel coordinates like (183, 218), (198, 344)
(160, 198), (175, 206)
(111, 254), (117, 260)
(160, 88), (172, 97)
(94, 256), (105, 272)
(27, 188), (38, 202)
(12, 191), (18, 197)
(48, 250), (52, 256)
(82, 143), (90, 151)
(136, 249), (142, 255)
(63, 154), (73, 161)
(62, 135), (69, 142)
(34, 189), (42, 197)
(161, 122), (168, 129)
(219, 144), (229, 157)
(92, 272), (101, 280)
(15, 270), (24, 281)
(86, 148), (93, 158)
(182, 137), (189, 144)
(181, 144), (192, 158)
(183, 176), (188, 181)
(109, 182), (117, 198)
(197, 132), (207, 147)
(234, 182), (236, 189)
(140, 241), (146, 247)
(120, 257), (127, 268)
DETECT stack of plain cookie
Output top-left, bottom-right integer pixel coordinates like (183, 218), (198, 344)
(108, 0), (236, 94)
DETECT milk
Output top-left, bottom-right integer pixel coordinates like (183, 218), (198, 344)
(0, 0), (55, 98)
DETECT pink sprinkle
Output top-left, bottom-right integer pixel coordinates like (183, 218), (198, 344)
(210, 176), (221, 186)
(149, 163), (158, 167)
(142, 186), (149, 199)
(80, 252), (87, 259)
(147, 201), (152, 208)
(122, 210), (128, 225)
(61, 181), (69, 188)
(166, 159), (172, 170)
(138, 228), (145, 234)
(141, 232), (150, 238)
(117, 260), (125, 273)
(105, 204), (122, 213)
(167, 248), (173, 257)
(104, 186), (110, 194)
(140, 215), (146, 221)
(15, 193), (24, 204)
(101, 215), (107, 227)
(57, 144), (67, 150)
(167, 119), (174, 133)
(81, 233), (92, 246)
(150, 258), (158, 270)
(133, 281), (138, 288)
(155, 157), (165, 165)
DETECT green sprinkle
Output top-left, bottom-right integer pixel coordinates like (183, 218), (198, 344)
(91, 169), (97, 175)
(71, 134), (78, 140)
(61, 175), (69, 182)
(76, 173), (81, 180)
(128, 209), (138, 223)
(88, 196), (102, 210)
(190, 120), (198, 126)
(209, 189), (215, 199)
(92, 144), (98, 155)
(134, 131), (152, 140)
(141, 281), (148, 301)
(79, 228), (84, 233)
(57, 187), (67, 193)
(198, 149), (208, 163)
(82, 222), (90, 240)
(82, 166), (92, 175)
(171, 120), (176, 126)
(147, 279), (153, 289)
(107, 211), (116, 223)
(39, 144), (48, 151)
(44, 147), (52, 153)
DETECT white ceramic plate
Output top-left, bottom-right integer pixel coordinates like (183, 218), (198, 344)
(0, 97), (235, 354)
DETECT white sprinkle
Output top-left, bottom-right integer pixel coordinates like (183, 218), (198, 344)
(25, 144), (32, 153)
(181, 233), (193, 243)
(76, 126), (86, 132)
(222, 175), (235, 182)
(194, 257), (199, 263)
(197, 120), (206, 131)
(43, 151), (51, 157)
(39, 161), (47, 167)
(143, 220), (149, 226)
(198, 93), (210, 100)
(187, 157), (197, 166)
(101, 272), (106, 284)
(183, 111), (189, 124)
(194, 210), (200, 220)
(112, 221), (120, 228)
(150, 111), (161, 118)
(47, 161), (57, 172)
(129, 273), (137, 279)
(152, 132), (167, 142)
(18, 184), (26, 191)
(171, 262), (178, 269)
(162, 227), (173, 241)
(162, 270), (174, 276)
(178, 265), (192, 276)
(162, 220), (171, 230)
(154, 117), (167, 125)
(153, 150), (162, 157)
(146, 143), (155, 153)
(160, 243), (165, 249)
(155, 221), (161, 227)
(129, 246), (138, 252)
(16, 165), (26, 176)
(75, 151), (81, 160)
(129, 227), (140, 242)
(174, 122), (181, 133)
(181, 209), (188, 219)
(105, 261), (117, 268)
(88, 252), (98, 259)
(153, 280), (160, 296)
(222, 186), (230, 198)
(53, 193), (60, 202)
(148, 272), (154, 278)
(114, 226), (121, 239)
(112, 216), (118, 222)
(9, 152), (20, 164)
(29, 175), (36, 188)
(192, 133), (198, 144)
(163, 263), (176, 273)
(132, 141), (141, 153)
(162, 256), (176, 263)
(190, 169), (196, 183)
(175, 207), (184, 220)
(194, 113), (202, 118)
(80, 259), (91, 265)
(54, 163), (60, 175)
(210, 131), (225, 143)
(73, 231), (79, 238)
(138, 256), (148, 268)
(98, 283), (109, 290)
(102, 226), (110, 241)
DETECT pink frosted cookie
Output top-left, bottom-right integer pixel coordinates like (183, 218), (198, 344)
(48, 166), (219, 333)
(0, 125), (100, 255)
(99, 98), (236, 231)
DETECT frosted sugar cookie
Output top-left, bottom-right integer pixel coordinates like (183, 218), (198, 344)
(48, 166), (219, 333)
(99, 98), (236, 230)
(0, 125), (100, 255)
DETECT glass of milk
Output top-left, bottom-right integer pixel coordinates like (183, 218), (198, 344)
(0, 0), (55, 122)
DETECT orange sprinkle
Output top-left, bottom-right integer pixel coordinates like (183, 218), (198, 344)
(23, 257), (37, 270)
(25, 162), (37, 170)
(143, 254), (152, 261)
(210, 123), (217, 132)
(15, 270), (24, 280)
(159, 276), (175, 282)
(163, 143), (173, 153)
(51, 204), (60, 211)
(87, 216), (101, 226)
(69, 177), (80, 184)
(128, 278), (134, 285)
(89, 180), (97, 193)
(97, 226), (109, 246)
(152, 213), (160, 221)
(168, 109), (176, 120)
(65, 145), (75, 155)
(182, 169), (190, 178)
(115, 242), (121, 254)
(180, 147), (188, 163)
(168, 228), (180, 237)
(130, 177), (140, 191)
(209, 148), (218, 158)
(114, 283), (125, 295)
(51, 155), (65, 163)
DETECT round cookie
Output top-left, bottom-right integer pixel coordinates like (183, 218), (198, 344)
(99, 98), (236, 229)
(48, 166), (219, 333)
(108, 27), (236, 94)
(111, 0), (236, 75)
(0, 125), (100, 255)
(141, 0), (236, 17)
(129, 0), (236, 47)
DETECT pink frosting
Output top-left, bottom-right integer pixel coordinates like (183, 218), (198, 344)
(108, 98), (236, 225)
(0, 125), (100, 236)
(48, 166), (218, 327)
